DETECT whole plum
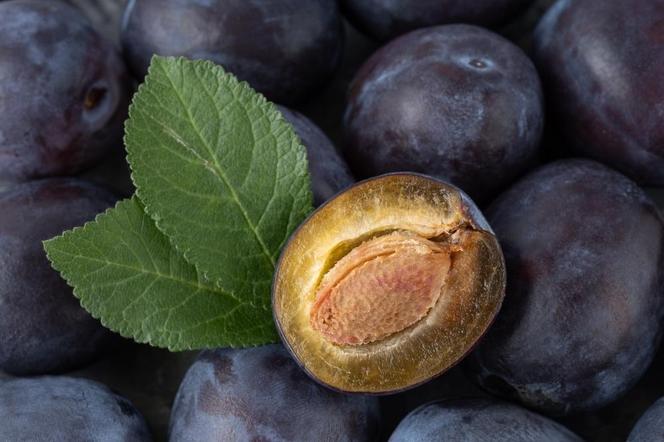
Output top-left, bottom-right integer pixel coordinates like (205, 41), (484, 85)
(0, 376), (152, 441)
(169, 345), (380, 441)
(0, 0), (130, 183)
(533, 0), (664, 185)
(0, 178), (117, 374)
(627, 397), (664, 441)
(121, 0), (344, 104)
(278, 106), (354, 206)
(341, 0), (534, 41)
(343, 25), (543, 202)
(389, 398), (582, 441)
(468, 159), (664, 414)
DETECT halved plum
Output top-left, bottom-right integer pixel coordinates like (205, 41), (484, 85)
(273, 173), (505, 394)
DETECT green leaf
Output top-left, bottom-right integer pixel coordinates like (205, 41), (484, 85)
(44, 57), (312, 351)
(44, 198), (278, 351)
(126, 56), (312, 310)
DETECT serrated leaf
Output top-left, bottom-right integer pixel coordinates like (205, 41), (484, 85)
(126, 56), (312, 310)
(44, 198), (278, 351)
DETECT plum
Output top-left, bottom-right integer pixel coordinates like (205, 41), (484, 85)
(343, 25), (543, 202)
(121, 0), (344, 104)
(273, 173), (505, 394)
(278, 106), (354, 206)
(169, 344), (380, 441)
(627, 397), (664, 441)
(0, 0), (130, 183)
(533, 0), (664, 185)
(468, 159), (664, 414)
(389, 398), (582, 441)
(0, 178), (118, 374)
(341, 0), (534, 41)
(0, 376), (152, 441)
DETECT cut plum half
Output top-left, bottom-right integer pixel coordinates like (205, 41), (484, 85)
(273, 173), (505, 394)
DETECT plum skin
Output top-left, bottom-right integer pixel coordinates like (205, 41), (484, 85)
(0, 376), (152, 441)
(0, 0), (130, 183)
(533, 0), (664, 185)
(468, 159), (664, 414)
(0, 178), (118, 375)
(627, 397), (664, 441)
(389, 398), (582, 441)
(169, 345), (380, 441)
(343, 24), (543, 203)
(121, 0), (344, 105)
(340, 0), (533, 41)
(278, 106), (354, 206)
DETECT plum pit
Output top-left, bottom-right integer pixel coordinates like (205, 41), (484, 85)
(310, 231), (462, 346)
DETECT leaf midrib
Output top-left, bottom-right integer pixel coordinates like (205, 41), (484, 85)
(49, 246), (243, 305)
(157, 61), (276, 268)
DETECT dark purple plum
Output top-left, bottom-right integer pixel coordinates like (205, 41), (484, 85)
(0, 178), (118, 375)
(533, 0), (664, 185)
(343, 25), (543, 202)
(278, 106), (354, 206)
(121, 0), (344, 104)
(389, 398), (582, 441)
(0, 0), (130, 183)
(341, 0), (534, 41)
(627, 397), (664, 441)
(0, 376), (152, 441)
(169, 345), (380, 441)
(468, 159), (664, 414)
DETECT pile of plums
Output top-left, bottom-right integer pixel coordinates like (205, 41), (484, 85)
(1, 0), (663, 440)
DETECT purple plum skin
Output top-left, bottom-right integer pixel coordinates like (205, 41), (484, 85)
(533, 0), (664, 185)
(341, 0), (534, 41)
(468, 159), (664, 415)
(628, 397), (664, 442)
(0, 178), (118, 375)
(0, 376), (152, 441)
(169, 345), (380, 441)
(0, 0), (130, 183)
(278, 106), (354, 206)
(343, 24), (544, 202)
(389, 398), (582, 442)
(121, 0), (344, 105)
